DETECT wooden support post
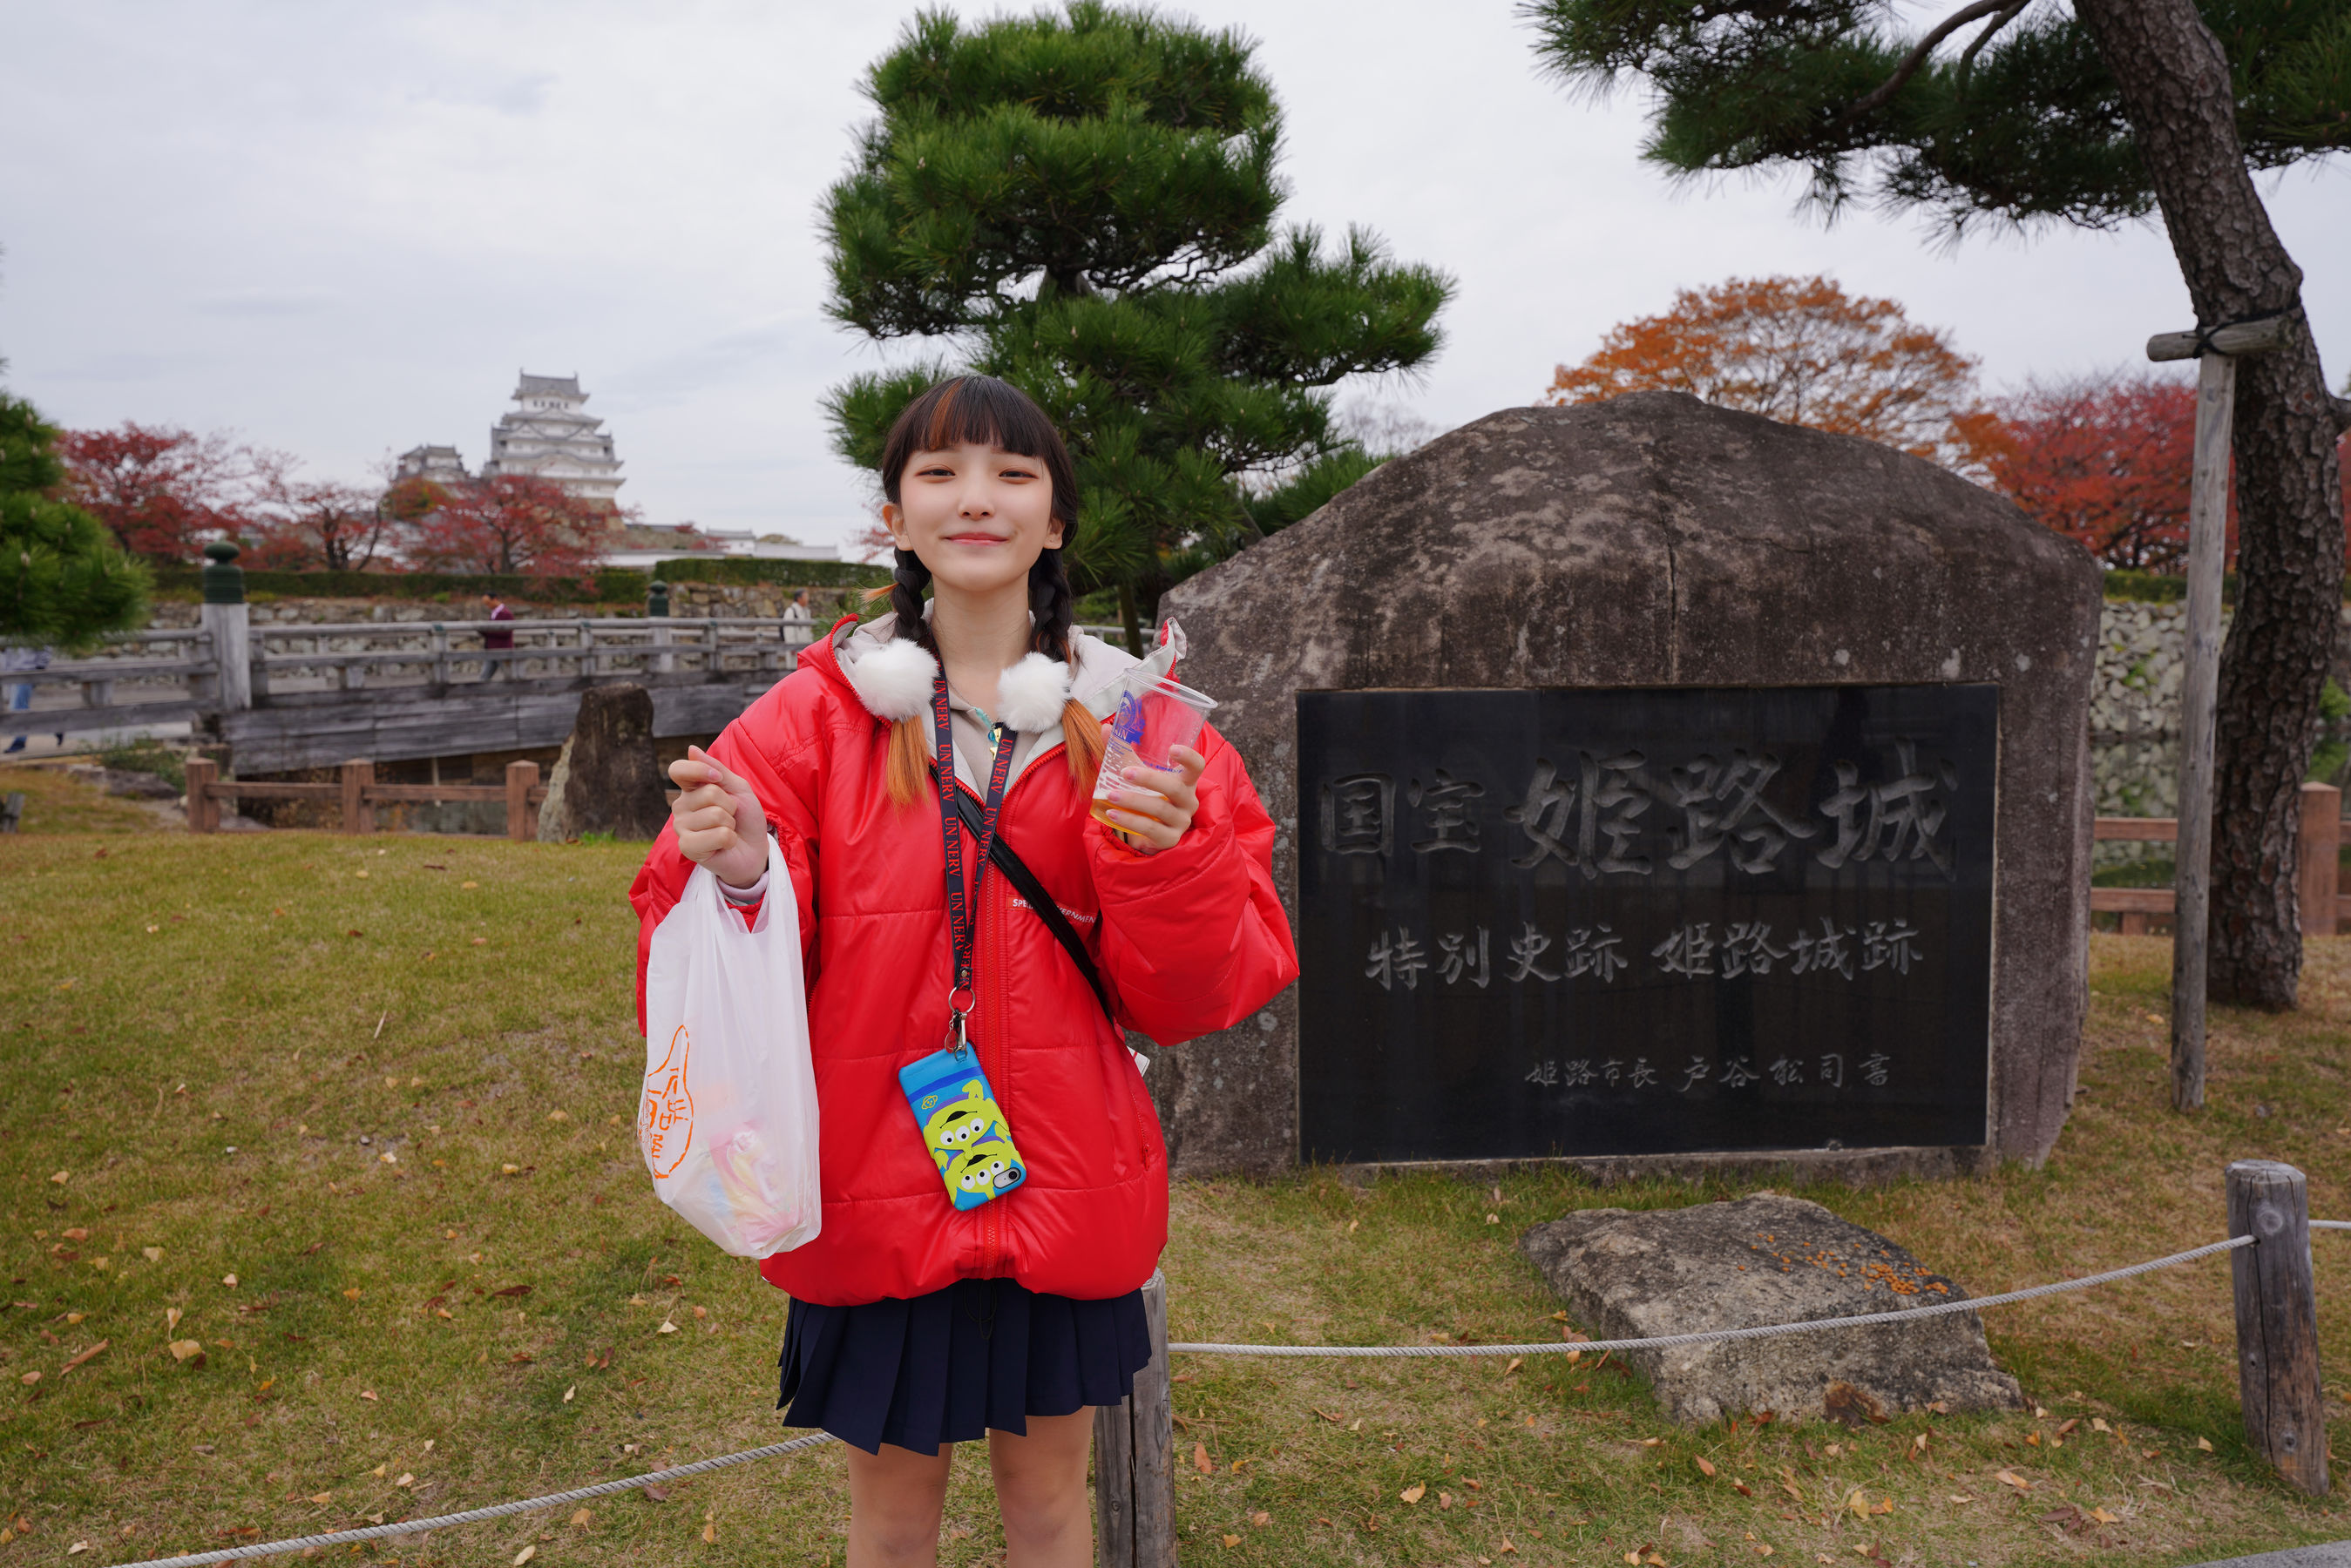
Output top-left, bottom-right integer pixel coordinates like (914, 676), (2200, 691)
(1093, 1271), (1175, 1568)
(2165, 349), (2235, 1112)
(505, 760), (539, 843)
(341, 759), (374, 835)
(2227, 1160), (2328, 1496)
(2151, 314), (2289, 1112)
(184, 758), (219, 834)
(2120, 911), (2151, 936)
(2298, 782), (2341, 936)
(430, 624), (451, 686)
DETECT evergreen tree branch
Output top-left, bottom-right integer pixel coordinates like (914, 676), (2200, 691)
(1843, 0), (2015, 120)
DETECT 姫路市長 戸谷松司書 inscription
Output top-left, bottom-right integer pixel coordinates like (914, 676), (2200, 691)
(1296, 685), (1996, 1164)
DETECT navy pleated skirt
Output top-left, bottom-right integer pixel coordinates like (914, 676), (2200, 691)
(777, 1277), (1152, 1456)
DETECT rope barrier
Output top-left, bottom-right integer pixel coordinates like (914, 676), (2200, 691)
(112, 1223), (2348, 1568)
(107, 1434), (841, 1568)
(1168, 1235), (2253, 1357)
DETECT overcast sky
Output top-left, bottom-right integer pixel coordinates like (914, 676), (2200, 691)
(3, 2), (2346, 552)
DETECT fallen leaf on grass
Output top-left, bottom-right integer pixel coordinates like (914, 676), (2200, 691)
(2090, 1507), (2121, 1524)
(1696, 1456), (1717, 1477)
(309, 1494), (332, 1506)
(492, 1285), (532, 1299)
(166, 1340), (203, 1362)
(58, 1341), (107, 1375)
(568, 1510), (591, 1527)
(165, 1308), (181, 1331)
(512, 1546), (535, 1566)
(641, 1485), (669, 1503)
(1995, 1470), (2030, 1490)
(360, 1389), (378, 1401)
(220, 1274), (238, 1288)
(1221, 1534), (1241, 1548)
(342, 1288), (362, 1301)
(657, 1321), (678, 1335)
(395, 1475), (413, 1489)
(1250, 1511), (1270, 1527)
(371, 1465), (387, 1478)
(67, 1543), (87, 1556)
(1399, 1483), (1426, 1504)
(701, 1522), (716, 1544)
(1195, 1443), (1213, 1474)
(16, 1371), (37, 1386)
(2197, 1436), (2214, 1452)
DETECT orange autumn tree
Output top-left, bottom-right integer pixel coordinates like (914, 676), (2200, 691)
(1543, 275), (1995, 472)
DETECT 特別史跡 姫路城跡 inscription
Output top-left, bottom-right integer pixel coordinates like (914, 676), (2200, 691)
(1297, 684), (1996, 1164)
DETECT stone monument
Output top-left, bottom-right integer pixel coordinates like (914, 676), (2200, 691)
(537, 684), (670, 842)
(1157, 392), (2101, 1180)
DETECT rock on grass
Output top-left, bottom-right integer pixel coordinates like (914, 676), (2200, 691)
(1520, 1193), (2022, 1426)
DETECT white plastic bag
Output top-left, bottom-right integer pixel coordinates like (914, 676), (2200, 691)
(639, 835), (821, 1258)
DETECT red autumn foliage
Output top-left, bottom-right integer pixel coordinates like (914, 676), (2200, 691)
(1545, 274), (1994, 472)
(1975, 372), (2351, 572)
(241, 452), (401, 573)
(398, 474), (609, 578)
(1972, 373), (2212, 571)
(55, 423), (260, 562)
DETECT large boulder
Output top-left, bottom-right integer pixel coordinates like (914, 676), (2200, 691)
(537, 684), (670, 842)
(1159, 391), (2101, 1178)
(1520, 1194), (2022, 1426)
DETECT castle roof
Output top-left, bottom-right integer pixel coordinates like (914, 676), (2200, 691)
(514, 372), (584, 399)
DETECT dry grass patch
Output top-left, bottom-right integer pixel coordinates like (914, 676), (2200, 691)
(2, 828), (2348, 1566)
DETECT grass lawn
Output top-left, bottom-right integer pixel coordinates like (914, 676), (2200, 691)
(4, 779), (2351, 1566)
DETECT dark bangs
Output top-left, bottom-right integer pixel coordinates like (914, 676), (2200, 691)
(878, 375), (1080, 530)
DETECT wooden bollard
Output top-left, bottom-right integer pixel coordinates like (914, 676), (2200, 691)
(505, 760), (539, 843)
(1094, 1271), (1176, 1567)
(340, 759), (374, 835)
(184, 757), (219, 834)
(2298, 781), (2341, 936)
(2227, 1159), (2329, 1495)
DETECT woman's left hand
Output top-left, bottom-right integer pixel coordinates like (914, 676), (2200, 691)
(1101, 745), (1207, 853)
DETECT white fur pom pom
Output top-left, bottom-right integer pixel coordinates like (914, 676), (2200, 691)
(996, 652), (1073, 734)
(846, 637), (938, 721)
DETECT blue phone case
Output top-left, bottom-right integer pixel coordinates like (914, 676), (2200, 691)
(898, 1047), (1027, 1211)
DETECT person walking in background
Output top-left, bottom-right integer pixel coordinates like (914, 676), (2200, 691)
(782, 587), (816, 654)
(3, 645), (57, 754)
(481, 592), (515, 680)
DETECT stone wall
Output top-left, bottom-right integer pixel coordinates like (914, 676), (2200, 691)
(2090, 601), (2351, 864)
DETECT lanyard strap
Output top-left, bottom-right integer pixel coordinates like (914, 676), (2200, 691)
(935, 672), (1017, 1038)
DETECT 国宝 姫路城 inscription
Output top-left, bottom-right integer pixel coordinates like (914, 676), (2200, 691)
(1297, 684), (1997, 1163)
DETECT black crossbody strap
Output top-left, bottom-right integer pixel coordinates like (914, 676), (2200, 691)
(953, 787), (1118, 1028)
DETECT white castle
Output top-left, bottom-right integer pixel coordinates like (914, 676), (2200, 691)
(393, 372), (626, 510)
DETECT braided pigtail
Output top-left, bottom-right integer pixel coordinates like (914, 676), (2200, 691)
(882, 549), (939, 808)
(1028, 547), (1075, 663)
(891, 550), (938, 655)
(1027, 546), (1105, 783)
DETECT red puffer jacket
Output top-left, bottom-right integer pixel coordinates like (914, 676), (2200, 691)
(627, 622), (1297, 1307)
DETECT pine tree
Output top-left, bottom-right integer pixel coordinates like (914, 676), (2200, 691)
(822, 3), (1453, 650)
(0, 389), (150, 652)
(1522, 0), (2351, 1011)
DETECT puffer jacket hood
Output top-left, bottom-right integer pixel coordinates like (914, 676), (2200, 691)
(628, 615), (1297, 1306)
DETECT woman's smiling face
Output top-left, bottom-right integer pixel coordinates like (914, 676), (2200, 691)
(883, 441), (1064, 597)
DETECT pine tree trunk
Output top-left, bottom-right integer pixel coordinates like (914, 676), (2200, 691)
(2074, 0), (2348, 1011)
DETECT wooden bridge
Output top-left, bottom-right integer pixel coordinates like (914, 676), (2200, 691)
(7, 617), (809, 774)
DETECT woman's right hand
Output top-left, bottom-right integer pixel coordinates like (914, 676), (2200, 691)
(667, 745), (769, 889)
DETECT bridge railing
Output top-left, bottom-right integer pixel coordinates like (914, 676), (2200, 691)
(6, 618), (1149, 740)
(2093, 779), (2344, 934)
(6, 629), (221, 733)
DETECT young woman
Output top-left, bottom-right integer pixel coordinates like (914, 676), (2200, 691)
(628, 375), (1297, 1568)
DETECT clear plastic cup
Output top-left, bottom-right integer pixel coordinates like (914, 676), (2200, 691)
(1090, 677), (1217, 835)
